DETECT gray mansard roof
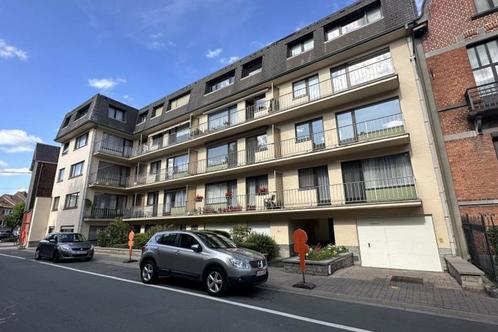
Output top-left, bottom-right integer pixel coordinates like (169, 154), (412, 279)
(55, 0), (417, 141)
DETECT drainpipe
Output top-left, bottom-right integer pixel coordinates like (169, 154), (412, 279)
(407, 31), (468, 258)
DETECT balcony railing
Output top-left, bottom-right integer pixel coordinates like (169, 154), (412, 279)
(84, 207), (124, 219)
(89, 172), (129, 188)
(128, 55), (396, 158)
(94, 141), (133, 158)
(122, 177), (417, 220)
(466, 82), (498, 115)
(126, 113), (404, 187)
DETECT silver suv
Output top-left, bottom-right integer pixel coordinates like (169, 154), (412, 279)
(139, 230), (268, 296)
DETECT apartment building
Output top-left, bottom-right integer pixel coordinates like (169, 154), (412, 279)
(414, 0), (498, 221)
(47, 0), (457, 271)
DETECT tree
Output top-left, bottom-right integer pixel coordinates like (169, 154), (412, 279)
(4, 202), (25, 229)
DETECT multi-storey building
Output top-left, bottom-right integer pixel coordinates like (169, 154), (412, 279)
(47, 0), (459, 271)
(414, 0), (498, 222)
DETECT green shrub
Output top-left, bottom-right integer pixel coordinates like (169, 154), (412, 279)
(133, 233), (148, 249)
(145, 224), (176, 240)
(242, 233), (280, 261)
(487, 226), (498, 252)
(231, 225), (251, 246)
(96, 218), (130, 247)
(306, 244), (347, 261)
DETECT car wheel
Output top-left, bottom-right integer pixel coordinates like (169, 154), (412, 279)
(53, 251), (61, 263)
(34, 249), (41, 260)
(141, 260), (158, 284)
(205, 267), (228, 296)
(84, 255), (93, 262)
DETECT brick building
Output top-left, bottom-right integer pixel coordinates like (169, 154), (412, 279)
(415, 0), (498, 225)
(0, 191), (27, 226)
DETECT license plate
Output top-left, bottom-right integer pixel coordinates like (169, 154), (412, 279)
(256, 269), (267, 277)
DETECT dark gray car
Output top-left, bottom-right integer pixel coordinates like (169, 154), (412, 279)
(140, 230), (268, 296)
(35, 233), (94, 262)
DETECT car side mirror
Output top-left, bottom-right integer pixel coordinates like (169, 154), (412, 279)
(191, 244), (202, 253)
(49, 239), (56, 243)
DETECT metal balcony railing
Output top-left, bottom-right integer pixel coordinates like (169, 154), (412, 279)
(94, 141), (133, 158)
(89, 172), (130, 188)
(466, 82), (498, 115)
(122, 177), (417, 220)
(84, 207), (124, 219)
(127, 55), (396, 158)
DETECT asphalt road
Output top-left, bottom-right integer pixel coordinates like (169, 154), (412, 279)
(0, 248), (496, 332)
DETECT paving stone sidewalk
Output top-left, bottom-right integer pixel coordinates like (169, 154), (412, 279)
(262, 265), (498, 321)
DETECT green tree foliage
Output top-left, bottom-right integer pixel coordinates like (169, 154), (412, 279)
(96, 218), (130, 247)
(230, 224), (251, 246)
(4, 203), (25, 229)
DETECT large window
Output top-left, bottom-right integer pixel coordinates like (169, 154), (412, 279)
(102, 133), (132, 156)
(169, 124), (190, 144)
(75, 133), (88, 149)
(293, 75), (320, 100)
(96, 161), (130, 187)
(151, 133), (163, 148)
(207, 142), (237, 169)
(298, 166), (331, 205)
(474, 0), (498, 14)
(147, 192), (159, 206)
(325, 5), (382, 41)
(64, 193), (79, 209)
(208, 105), (238, 131)
(295, 118), (325, 149)
(167, 154), (188, 178)
(336, 98), (403, 144)
(467, 39), (498, 86)
(164, 189), (186, 214)
(331, 51), (394, 93)
(341, 153), (415, 203)
(108, 106), (125, 122)
(206, 180), (237, 206)
(246, 175), (269, 207)
(205, 71), (235, 94)
(288, 35), (314, 57)
(168, 93), (190, 110)
(70, 161), (84, 178)
(150, 160), (161, 175)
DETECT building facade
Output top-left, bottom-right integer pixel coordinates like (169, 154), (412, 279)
(416, 0), (498, 219)
(46, 0), (457, 271)
(0, 191), (26, 227)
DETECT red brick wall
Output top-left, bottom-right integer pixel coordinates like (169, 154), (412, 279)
(422, 0), (498, 215)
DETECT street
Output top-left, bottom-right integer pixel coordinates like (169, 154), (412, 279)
(0, 248), (496, 332)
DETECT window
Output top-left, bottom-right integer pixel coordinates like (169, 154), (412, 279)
(62, 116), (71, 128)
(205, 71), (235, 94)
(164, 189), (186, 214)
(60, 226), (74, 233)
(57, 168), (65, 182)
(207, 142), (237, 168)
(52, 197), (60, 211)
(62, 142), (70, 155)
(298, 166), (331, 204)
(146, 192), (159, 206)
(64, 193), (79, 209)
(467, 39), (498, 86)
(325, 5), (382, 41)
(150, 160), (161, 175)
(341, 153), (414, 202)
(93, 194), (127, 210)
(157, 233), (177, 246)
(151, 133), (163, 148)
(151, 104), (163, 118)
(242, 57), (263, 78)
(70, 161), (84, 178)
(137, 111), (148, 124)
(292, 75), (320, 99)
(336, 98), (403, 144)
(101, 133), (132, 157)
(108, 106), (125, 122)
(178, 234), (199, 249)
(331, 51), (394, 93)
(295, 118), (325, 148)
(206, 180), (237, 205)
(208, 105), (238, 131)
(245, 94), (267, 119)
(246, 175), (269, 206)
(75, 105), (89, 120)
(475, 0), (498, 13)
(167, 154), (188, 178)
(75, 133), (88, 149)
(168, 93), (191, 110)
(288, 34), (314, 57)
(169, 124), (190, 144)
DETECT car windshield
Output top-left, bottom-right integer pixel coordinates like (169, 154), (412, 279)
(58, 233), (85, 243)
(194, 232), (237, 249)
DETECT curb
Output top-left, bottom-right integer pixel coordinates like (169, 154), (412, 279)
(94, 246), (141, 257)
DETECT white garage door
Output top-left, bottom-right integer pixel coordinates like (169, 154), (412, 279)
(357, 216), (442, 272)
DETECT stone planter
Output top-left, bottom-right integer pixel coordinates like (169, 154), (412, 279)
(283, 252), (354, 276)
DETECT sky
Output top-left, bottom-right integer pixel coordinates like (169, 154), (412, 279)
(0, 0), (422, 196)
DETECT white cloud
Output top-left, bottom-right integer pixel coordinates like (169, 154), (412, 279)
(206, 48), (223, 59)
(149, 32), (164, 39)
(220, 56), (240, 65)
(0, 129), (42, 153)
(0, 39), (28, 61)
(88, 77), (126, 90)
(0, 168), (31, 176)
(0, 160), (7, 167)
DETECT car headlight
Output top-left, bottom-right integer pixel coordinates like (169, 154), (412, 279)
(60, 245), (71, 251)
(229, 257), (251, 270)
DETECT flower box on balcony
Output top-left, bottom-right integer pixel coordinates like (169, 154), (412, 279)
(256, 187), (268, 195)
(203, 207), (216, 214)
(222, 205), (242, 213)
(225, 191), (233, 198)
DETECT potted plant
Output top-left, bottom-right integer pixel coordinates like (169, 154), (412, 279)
(225, 191), (233, 198)
(194, 195), (203, 202)
(256, 186), (268, 195)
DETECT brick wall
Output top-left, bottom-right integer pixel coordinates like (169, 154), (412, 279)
(422, 0), (498, 215)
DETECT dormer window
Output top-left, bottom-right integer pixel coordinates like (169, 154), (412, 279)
(288, 34), (314, 58)
(137, 111), (148, 124)
(62, 116), (71, 128)
(74, 105), (89, 120)
(325, 4), (382, 41)
(205, 71), (235, 94)
(151, 104), (164, 118)
(242, 57), (263, 78)
(168, 93), (190, 111)
(108, 106), (125, 122)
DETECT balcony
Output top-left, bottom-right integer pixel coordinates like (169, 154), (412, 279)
(84, 207), (124, 220)
(123, 176), (419, 221)
(94, 141), (133, 159)
(466, 82), (498, 132)
(129, 113), (408, 189)
(128, 55), (399, 160)
(89, 172), (129, 189)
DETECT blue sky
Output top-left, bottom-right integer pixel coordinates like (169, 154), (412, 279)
(0, 0), (422, 195)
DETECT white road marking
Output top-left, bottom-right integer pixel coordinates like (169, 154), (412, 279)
(0, 252), (371, 332)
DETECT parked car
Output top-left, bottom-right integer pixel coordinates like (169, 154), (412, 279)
(140, 230), (268, 296)
(35, 232), (94, 262)
(0, 229), (12, 240)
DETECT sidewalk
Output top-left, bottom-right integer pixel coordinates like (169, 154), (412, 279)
(263, 265), (498, 322)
